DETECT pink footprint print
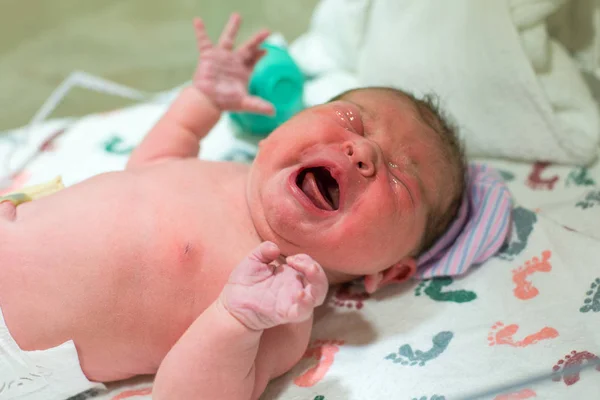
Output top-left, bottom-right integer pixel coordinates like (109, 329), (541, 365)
(494, 388), (536, 399)
(552, 350), (600, 386)
(512, 250), (552, 300)
(111, 387), (152, 399)
(294, 339), (344, 387)
(526, 162), (559, 190)
(40, 127), (66, 152)
(488, 322), (558, 347)
(331, 282), (369, 309)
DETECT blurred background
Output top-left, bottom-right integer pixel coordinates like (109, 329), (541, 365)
(0, 0), (319, 131)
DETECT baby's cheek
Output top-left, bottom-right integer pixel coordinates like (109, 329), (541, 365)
(361, 214), (412, 262)
(345, 217), (391, 253)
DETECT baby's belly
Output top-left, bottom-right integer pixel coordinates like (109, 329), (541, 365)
(0, 168), (248, 381)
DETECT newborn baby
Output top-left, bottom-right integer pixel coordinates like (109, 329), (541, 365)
(0, 14), (497, 400)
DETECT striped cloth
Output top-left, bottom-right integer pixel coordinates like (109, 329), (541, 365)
(416, 163), (513, 279)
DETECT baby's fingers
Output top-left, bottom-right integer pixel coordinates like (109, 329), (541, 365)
(248, 241), (281, 265)
(286, 255), (329, 307)
(193, 18), (213, 53)
(218, 13), (242, 50)
(245, 49), (267, 70)
(240, 96), (275, 116)
(236, 29), (270, 64)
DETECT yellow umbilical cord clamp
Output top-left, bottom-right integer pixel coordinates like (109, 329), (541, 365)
(0, 176), (64, 205)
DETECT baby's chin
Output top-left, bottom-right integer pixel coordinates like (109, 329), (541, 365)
(246, 210), (365, 283)
(245, 166), (378, 281)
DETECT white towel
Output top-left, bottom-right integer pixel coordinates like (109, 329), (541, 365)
(291, 0), (600, 165)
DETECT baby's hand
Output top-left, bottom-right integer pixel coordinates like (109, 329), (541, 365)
(192, 13), (275, 115)
(220, 242), (328, 331)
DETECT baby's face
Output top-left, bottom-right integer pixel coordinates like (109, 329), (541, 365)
(247, 89), (447, 277)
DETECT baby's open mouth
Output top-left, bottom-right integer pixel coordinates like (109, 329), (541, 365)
(296, 167), (340, 211)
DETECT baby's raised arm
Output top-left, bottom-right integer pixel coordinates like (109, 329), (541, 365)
(127, 14), (274, 168)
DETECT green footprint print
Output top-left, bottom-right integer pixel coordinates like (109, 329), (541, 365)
(385, 331), (454, 366)
(576, 190), (600, 210)
(415, 277), (477, 303)
(103, 135), (136, 155)
(498, 169), (515, 182)
(580, 278), (600, 313)
(223, 147), (256, 163)
(566, 167), (596, 187)
(314, 396), (325, 400)
(497, 206), (537, 260)
(412, 396), (446, 400)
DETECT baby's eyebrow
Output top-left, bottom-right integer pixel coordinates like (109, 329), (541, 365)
(347, 100), (378, 124)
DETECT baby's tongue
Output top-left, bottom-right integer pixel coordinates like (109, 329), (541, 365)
(301, 171), (333, 211)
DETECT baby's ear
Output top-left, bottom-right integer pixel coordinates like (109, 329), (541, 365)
(363, 258), (417, 294)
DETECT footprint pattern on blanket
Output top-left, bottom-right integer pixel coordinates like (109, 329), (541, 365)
(494, 389), (537, 399)
(552, 350), (600, 386)
(39, 127), (66, 152)
(415, 277), (477, 303)
(512, 250), (552, 300)
(498, 169), (516, 182)
(294, 340), (344, 387)
(566, 167), (596, 187)
(314, 396), (325, 400)
(103, 135), (136, 155)
(331, 282), (370, 309)
(412, 396), (446, 400)
(111, 387), (152, 399)
(223, 147), (256, 163)
(526, 162), (559, 190)
(385, 331), (453, 366)
(575, 190), (600, 210)
(497, 207), (537, 261)
(580, 278), (600, 313)
(488, 322), (558, 347)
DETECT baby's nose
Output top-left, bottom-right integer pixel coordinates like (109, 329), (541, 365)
(342, 140), (377, 177)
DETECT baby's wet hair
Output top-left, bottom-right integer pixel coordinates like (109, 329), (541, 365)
(329, 86), (467, 256)
(408, 91), (466, 255)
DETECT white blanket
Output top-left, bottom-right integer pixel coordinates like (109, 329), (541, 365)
(2, 86), (600, 400)
(291, 0), (600, 165)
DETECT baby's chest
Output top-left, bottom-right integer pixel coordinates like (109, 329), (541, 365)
(147, 190), (260, 299)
